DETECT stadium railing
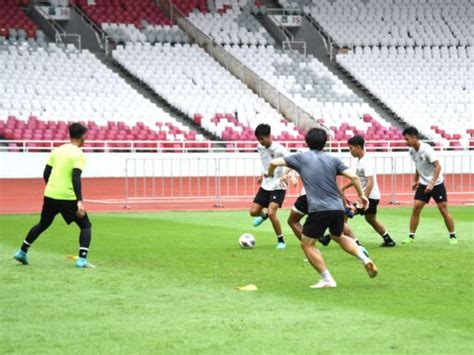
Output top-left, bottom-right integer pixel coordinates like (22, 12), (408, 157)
(2, 140), (473, 153)
(123, 153), (474, 207)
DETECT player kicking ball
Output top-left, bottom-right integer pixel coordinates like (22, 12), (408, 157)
(250, 124), (290, 249)
(341, 135), (396, 247)
(268, 128), (378, 288)
(402, 127), (457, 244)
(13, 123), (93, 267)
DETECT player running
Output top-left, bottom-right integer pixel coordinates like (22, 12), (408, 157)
(250, 123), (290, 249)
(268, 128), (378, 288)
(13, 123), (93, 267)
(402, 127), (457, 244)
(341, 135), (396, 247)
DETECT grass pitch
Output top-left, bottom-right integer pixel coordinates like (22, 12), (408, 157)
(0, 206), (473, 354)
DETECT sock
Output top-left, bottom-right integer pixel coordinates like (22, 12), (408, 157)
(79, 247), (89, 259)
(261, 212), (268, 219)
(355, 239), (361, 246)
(356, 247), (370, 264)
(382, 232), (392, 241)
(449, 232), (456, 239)
(20, 240), (31, 253)
(277, 235), (285, 244)
(409, 233), (415, 239)
(320, 270), (334, 282)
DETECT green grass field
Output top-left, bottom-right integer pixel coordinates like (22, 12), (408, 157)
(0, 206), (473, 354)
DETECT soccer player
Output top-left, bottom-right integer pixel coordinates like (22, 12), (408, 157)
(341, 135), (396, 247)
(250, 123), (290, 249)
(402, 126), (457, 244)
(268, 128), (378, 288)
(13, 123), (93, 267)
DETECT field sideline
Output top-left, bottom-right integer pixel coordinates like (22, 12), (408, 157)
(1, 206), (473, 354)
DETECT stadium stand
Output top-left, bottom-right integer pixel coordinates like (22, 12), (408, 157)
(0, 0), (39, 40)
(279, 0), (473, 47)
(112, 42), (304, 143)
(337, 46), (473, 148)
(0, 42), (204, 150)
(226, 44), (403, 142)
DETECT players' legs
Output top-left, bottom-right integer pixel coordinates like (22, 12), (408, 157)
(300, 235), (328, 274)
(249, 203), (265, 217)
(20, 201), (57, 254)
(343, 223), (357, 239)
(364, 214), (386, 235)
(74, 214), (92, 259)
(409, 199), (426, 234)
(287, 209), (304, 241)
(268, 202), (286, 247)
(437, 202), (455, 234)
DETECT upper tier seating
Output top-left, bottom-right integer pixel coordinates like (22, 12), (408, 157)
(279, 0), (473, 47)
(227, 44), (402, 141)
(337, 46), (474, 148)
(0, 0), (39, 39)
(113, 42), (304, 141)
(0, 42), (202, 143)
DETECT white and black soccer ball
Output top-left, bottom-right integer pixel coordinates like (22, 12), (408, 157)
(239, 233), (256, 249)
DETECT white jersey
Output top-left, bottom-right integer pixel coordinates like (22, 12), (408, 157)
(258, 142), (290, 191)
(409, 142), (443, 186)
(356, 155), (381, 200)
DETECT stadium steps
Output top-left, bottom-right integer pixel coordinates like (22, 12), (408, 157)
(258, 7), (411, 134)
(96, 52), (222, 142)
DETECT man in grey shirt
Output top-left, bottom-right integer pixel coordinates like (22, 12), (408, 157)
(268, 128), (378, 289)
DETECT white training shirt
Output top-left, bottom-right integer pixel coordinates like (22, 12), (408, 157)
(258, 142), (290, 191)
(356, 155), (381, 200)
(409, 142), (443, 186)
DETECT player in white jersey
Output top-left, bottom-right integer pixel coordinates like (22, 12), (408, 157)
(402, 127), (457, 244)
(341, 135), (396, 247)
(250, 124), (290, 249)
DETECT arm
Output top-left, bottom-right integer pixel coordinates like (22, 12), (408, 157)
(72, 168), (86, 218)
(267, 157), (287, 177)
(425, 161), (441, 193)
(412, 171), (420, 191)
(364, 175), (374, 198)
(340, 169), (369, 210)
(43, 165), (52, 184)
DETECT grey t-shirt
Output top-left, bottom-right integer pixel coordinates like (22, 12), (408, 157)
(285, 150), (349, 213)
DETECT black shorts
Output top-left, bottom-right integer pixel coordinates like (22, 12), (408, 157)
(253, 188), (286, 208)
(303, 211), (345, 240)
(41, 197), (91, 227)
(364, 198), (380, 215)
(292, 195), (308, 215)
(415, 182), (448, 204)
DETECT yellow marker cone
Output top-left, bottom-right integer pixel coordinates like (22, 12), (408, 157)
(237, 284), (258, 291)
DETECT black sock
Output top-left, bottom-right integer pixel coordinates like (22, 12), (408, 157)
(382, 233), (392, 241)
(449, 232), (456, 239)
(355, 239), (361, 246)
(20, 240), (31, 253)
(262, 212), (268, 219)
(277, 235), (285, 243)
(79, 227), (91, 259)
(409, 233), (415, 239)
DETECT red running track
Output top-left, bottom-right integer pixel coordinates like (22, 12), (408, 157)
(0, 175), (473, 214)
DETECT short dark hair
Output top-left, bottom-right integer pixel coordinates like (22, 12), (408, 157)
(69, 122), (88, 139)
(305, 128), (327, 151)
(402, 126), (419, 138)
(254, 123), (271, 138)
(347, 135), (365, 149)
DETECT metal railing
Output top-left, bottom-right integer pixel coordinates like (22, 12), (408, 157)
(1, 140), (472, 153)
(124, 154), (474, 207)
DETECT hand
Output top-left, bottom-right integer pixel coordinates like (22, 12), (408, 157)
(425, 183), (434, 193)
(280, 174), (289, 188)
(289, 175), (298, 187)
(76, 201), (86, 218)
(360, 195), (369, 211)
(412, 181), (419, 191)
(257, 176), (263, 184)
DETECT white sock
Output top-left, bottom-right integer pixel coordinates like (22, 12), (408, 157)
(320, 270), (334, 282)
(356, 249), (370, 265)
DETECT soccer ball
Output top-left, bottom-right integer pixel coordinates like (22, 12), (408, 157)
(239, 233), (256, 249)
